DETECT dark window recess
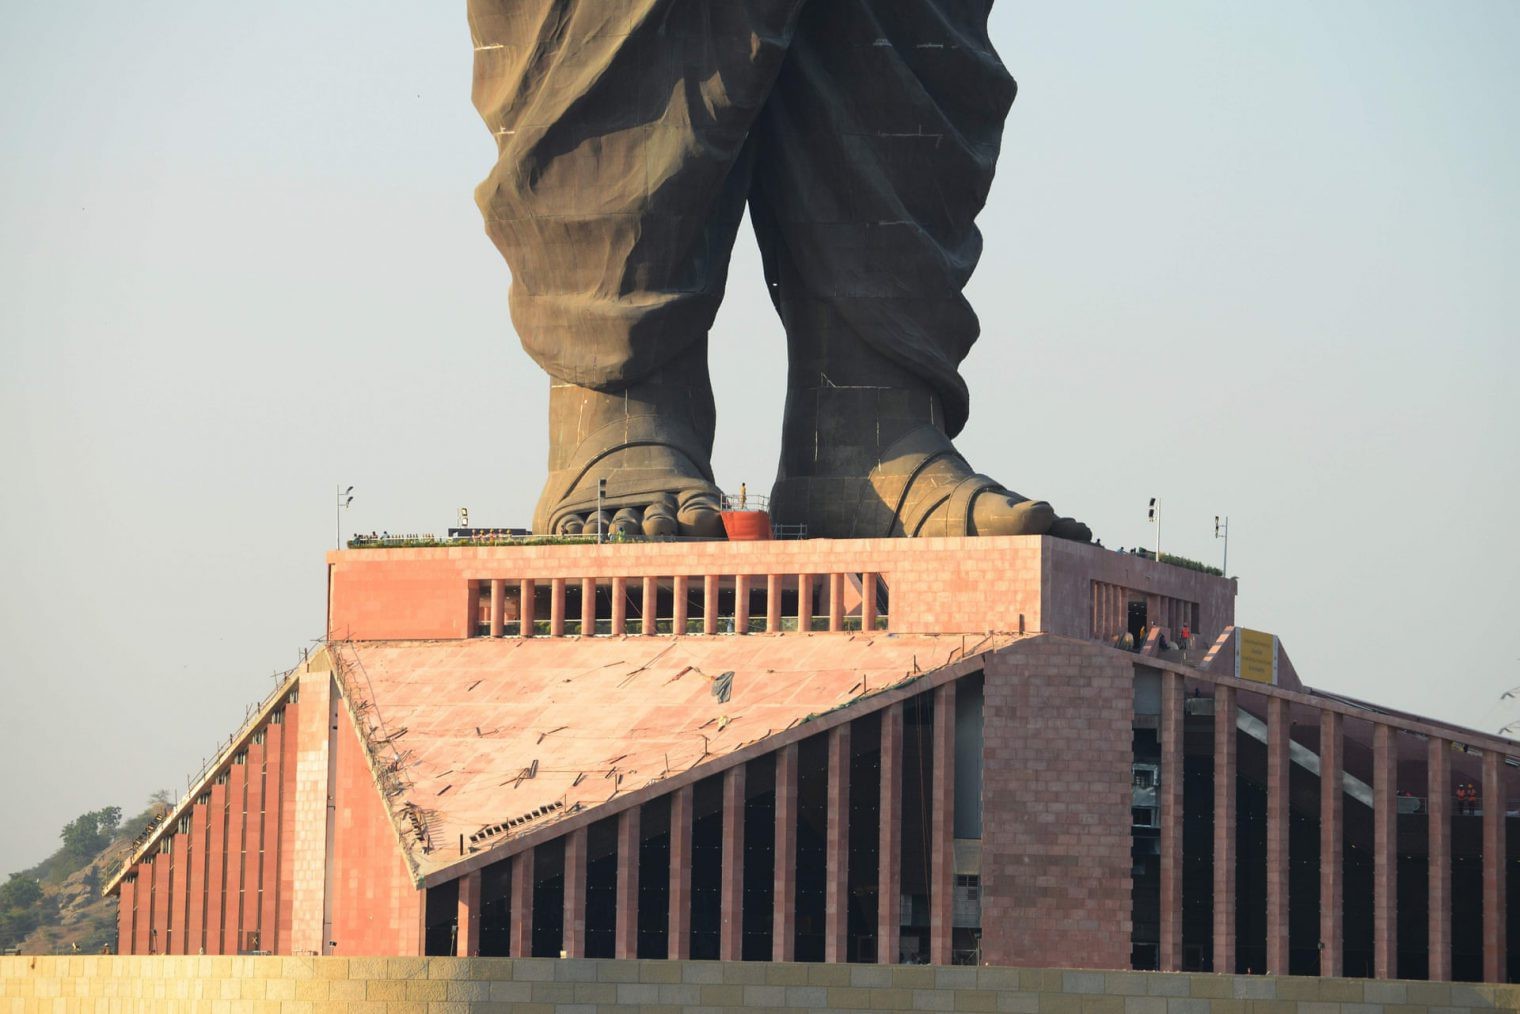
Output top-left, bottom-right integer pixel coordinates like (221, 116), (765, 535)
(742, 755), (777, 961)
(424, 880), (460, 956)
(689, 775), (724, 960)
(1288, 760), (1321, 976)
(848, 711), (883, 963)
(896, 692), (934, 965)
(1235, 732), (1268, 975)
(638, 795), (671, 958)
(794, 732), (830, 962)
(1131, 727), (1160, 971)
(478, 857), (512, 957)
(585, 818), (619, 958)
(1181, 750), (1214, 972)
(531, 840), (565, 957)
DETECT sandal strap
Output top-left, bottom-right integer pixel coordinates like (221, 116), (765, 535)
(871, 426), (1010, 538)
(537, 417), (718, 533)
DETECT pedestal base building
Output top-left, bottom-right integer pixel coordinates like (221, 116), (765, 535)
(105, 536), (1518, 983)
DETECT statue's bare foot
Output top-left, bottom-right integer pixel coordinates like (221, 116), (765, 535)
(769, 384), (1092, 542)
(532, 372), (724, 538)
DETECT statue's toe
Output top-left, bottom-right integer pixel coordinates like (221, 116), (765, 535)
(969, 495), (1056, 537)
(677, 490), (724, 537)
(609, 507), (643, 536)
(1048, 516), (1092, 543)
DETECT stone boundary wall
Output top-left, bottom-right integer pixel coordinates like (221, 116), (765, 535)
(3, 957), (1516, 1014)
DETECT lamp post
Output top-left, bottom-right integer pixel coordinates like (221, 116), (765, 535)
(336, 484), (354, 548)
(1147, 497), (1160, 560)
(596, 477), (606, 544)
(1215, 515), (1230, 576)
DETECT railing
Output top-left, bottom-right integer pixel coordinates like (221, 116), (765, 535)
(473, 612), (890, 638)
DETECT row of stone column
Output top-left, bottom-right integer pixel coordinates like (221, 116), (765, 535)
(1156, 672), (1510, 981)
(484, 573), (880, 638)
(118, 697), (297, 956)
(1092, 583), (1199, 643)
(454, 685), (955, 963)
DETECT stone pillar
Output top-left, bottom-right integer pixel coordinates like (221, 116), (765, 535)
(241, 732), (268, 954)
(148, 851), (170, 954)
(734, 574), (750, 635)
(1319, 709), (1343, 977)
(668, 784), (692, 959)
(774, 742), (798, 962)
(550, 578), (565, 636)
(165, 825), (188, 953)
(611, 577), (627, 636)
(766, 574), (782, 633)
(720, 765), (746, 960)
(118, 874), (136, 954)
(204, 775), (228, 956)
(642, 575), (658, 636)
(133, 859), (153, 955)
(862, 573), (879, 631)
(930, 682), (956, 966)
(798, 574), (813, 633)
(1483, 749), (1507, 983)
(519, 579), (535, 637)
(289, 667), (334, 957)
(1427, 736), (1451, 982)
(1266, 695), (1290, 974)
(615, 807), (641, 958)
(878, 702), (903, 964)
(1159, 671), (1184, 971)
(509, 849), (534, 958)
(223, 747), (249, 953)
(672, 576), (688, 634)
(457, 870), (481, 956)
(1213, 684), (1236, 974)
(1373, 723), (1397, 978)
(828, 572), (844, 632)
(579, 576), (596, 635)
(703, 575), (718, 635)
(184, 795), (207, 955)
(260, 718), (285, 953)
(276, 693), (301, 952)
(826, 723), (852, 962)
(489, 579), (504, 638)
(563, 827), (587, 958)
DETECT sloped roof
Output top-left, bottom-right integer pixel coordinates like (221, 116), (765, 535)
(329, 632), (1017, 881)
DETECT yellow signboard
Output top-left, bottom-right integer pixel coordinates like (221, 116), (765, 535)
(1236, 628), (1278, 684)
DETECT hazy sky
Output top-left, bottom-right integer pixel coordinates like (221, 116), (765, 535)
(2, 2), (1516, 876)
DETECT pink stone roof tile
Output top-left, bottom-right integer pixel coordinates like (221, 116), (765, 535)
(329, 632), (1012, 880)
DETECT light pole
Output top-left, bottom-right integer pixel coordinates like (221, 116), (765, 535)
(596, 477), (607, 544)
(336, 484), (354, 548)
(1215, 515), (1230, 576)
(1147, 497), (1160, 560)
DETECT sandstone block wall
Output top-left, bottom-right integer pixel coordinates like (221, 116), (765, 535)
(981, 638), (1136, 969)
(3, 955), (1515, 1013)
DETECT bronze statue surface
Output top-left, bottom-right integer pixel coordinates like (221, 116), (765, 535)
(470, 0), (1089, 541)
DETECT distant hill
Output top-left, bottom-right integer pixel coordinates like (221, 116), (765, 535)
(1, 796), (168, 955)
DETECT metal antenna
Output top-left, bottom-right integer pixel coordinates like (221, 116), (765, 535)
(1147, 497), (1160, 560)
(335, 484), (355, 548)
(1215, 515), (1230, 575)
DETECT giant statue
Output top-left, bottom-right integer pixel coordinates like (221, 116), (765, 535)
(469, 0), (1090, 542)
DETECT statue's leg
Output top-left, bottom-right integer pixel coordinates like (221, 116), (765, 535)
(469, 0), (805, 535)
(752, 0), (1090, 540)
